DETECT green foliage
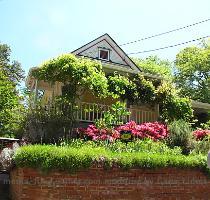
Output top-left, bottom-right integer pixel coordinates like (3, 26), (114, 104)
(60, 138), (182, 155)
(175, 45), (210, 103)
(33, 54), (109, 98)
(132, 56), (173, 80)
(201, 120), (210, 129)
(14, 145), (96, 172)
(95, 101), (130, 128)
(29, 53), (195, 136)
(156, 81), (193, 122)
(0, 43), (25, 136)
(191, 135), (210, 155)
(107, 73), (136, 100)
(0, 43), (24, 85)
(0, 43), (25, 137)
(132, 74), (156, 103)
(13, 143), (208, 173)
(107, 73), (156, 104)
(22, 95), (79, 143)
(31, 54), (111, 136)
(0, 69), (24, 136)
(166, 120), (193, 154)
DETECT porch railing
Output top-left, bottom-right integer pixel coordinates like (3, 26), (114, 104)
(75, 102), (111, 122)
(43, 101), (158, 124)
(75, 102), (158, 123)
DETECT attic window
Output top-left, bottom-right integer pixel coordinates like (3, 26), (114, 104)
(99, 49), (109, 61)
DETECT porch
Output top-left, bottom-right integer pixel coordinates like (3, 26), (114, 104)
(27, 79), (159, 124)
(45, 101), (159, 124)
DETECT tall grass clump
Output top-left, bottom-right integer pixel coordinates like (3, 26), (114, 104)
(166, 120), (193, 154)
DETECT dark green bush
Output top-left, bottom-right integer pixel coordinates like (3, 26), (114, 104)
(166, 120), (194, 154)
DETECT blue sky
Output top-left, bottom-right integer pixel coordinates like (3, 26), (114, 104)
(1, 0), (210, 75)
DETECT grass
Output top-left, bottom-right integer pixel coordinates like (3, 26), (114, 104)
(13, 142), (209, 174)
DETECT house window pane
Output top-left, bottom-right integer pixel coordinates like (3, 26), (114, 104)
(99, 50), (109, 60)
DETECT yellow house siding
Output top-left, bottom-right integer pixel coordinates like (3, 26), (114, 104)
(80, 89), (117, 106)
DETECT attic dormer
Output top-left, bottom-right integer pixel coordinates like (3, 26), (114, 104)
(72, 33), (141, 73)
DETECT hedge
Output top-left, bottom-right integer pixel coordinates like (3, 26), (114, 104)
(13, 144), (209, 174)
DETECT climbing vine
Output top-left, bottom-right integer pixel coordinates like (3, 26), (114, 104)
(30, 54), (193, 141)
(155, 81), (193, 122)
(33, 54), (109, 99)
(107, 73), (136, 100)
(31, 54), (110, 140)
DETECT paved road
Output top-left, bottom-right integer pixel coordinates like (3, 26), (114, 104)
(0, 171), (10, 200)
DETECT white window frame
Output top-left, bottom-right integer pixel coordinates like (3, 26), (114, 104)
(98, 48), (110, 61)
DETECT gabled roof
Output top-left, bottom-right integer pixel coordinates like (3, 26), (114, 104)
(72, 33), (141, 73)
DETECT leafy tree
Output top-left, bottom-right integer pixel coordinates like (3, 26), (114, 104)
(175, 45), (210, 103)
(132, 56), (173, 80)
(0, 70), (23, 136)
(0, 43), (24, 85)
(0, 43), (25, 137)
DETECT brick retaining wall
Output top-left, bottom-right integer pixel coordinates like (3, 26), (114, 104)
(10, 167), (210, 200)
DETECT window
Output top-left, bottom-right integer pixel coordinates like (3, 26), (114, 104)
(99, 49), (109, 61)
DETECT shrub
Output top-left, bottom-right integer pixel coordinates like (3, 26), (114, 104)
(95, 101), (130, 129)
(77, 121), (168, 142)
(13, 144), (209, 173)
(193, 129), (210, 141)
(191, 135), (210, 155)
(77, 125), (120, 142)
(201, 120), (210, 129)
(59, 138), (182, 155)
(116, 121), (168, 141)
(167, 120), (193, 154)
(24, 104), (75, 143)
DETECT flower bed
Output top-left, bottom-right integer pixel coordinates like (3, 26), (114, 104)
(77, 121), (168, 142)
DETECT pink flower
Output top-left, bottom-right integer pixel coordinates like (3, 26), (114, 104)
(193, 129), (210, 141)
(77, 121), (168, 142)
(116, 121), (168, 141)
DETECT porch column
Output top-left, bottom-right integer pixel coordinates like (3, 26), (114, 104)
(156, 104), (160, 121)
(34, 79), (38, 106)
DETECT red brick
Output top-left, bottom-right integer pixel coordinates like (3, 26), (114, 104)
(10, 167), (210, 200)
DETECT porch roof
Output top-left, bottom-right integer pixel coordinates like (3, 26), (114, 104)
(192, 100), (210, 113)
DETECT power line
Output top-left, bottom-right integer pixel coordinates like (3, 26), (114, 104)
(120, 18), (210, 46)
(128, 35), (210, 55)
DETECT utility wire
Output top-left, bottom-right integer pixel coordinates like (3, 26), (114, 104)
(128, 35), (210, 55)
(120, 18), (210, 46)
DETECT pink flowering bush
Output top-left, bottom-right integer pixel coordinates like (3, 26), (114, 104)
(77, 121), (168, 142)
(193, 129), (210, 141)
(116, 121), (168, 141)
(77, 125), (120, 142)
